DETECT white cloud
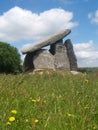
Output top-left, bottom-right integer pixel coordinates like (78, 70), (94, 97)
(73, 40), (98, 67)
(0, 6), (78, 42)
(88, 10), (98, 24)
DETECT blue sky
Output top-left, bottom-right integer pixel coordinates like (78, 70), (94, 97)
(0, 0), (98, 67)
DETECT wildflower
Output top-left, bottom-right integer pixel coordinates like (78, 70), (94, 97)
(11, 110), (17, 114)
(85, 79), (89, 83)
(67, 113), (75, 118)
(34, 119), (39, 123)
(32, 99), (41, 103)
(93, 126), (96, 130)
(32, 99), (37, 103)
(9, 117), (15, 122)
(26, 119), (29, 122)
(6, 122), (11, 125)
(67, 113), (72, 117)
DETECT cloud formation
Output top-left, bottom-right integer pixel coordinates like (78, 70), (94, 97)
(74, 40), (98, 67)
(0, 6), (77, 42)
(88, 10), (98, 24)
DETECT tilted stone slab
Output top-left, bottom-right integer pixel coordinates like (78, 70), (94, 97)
(21, 29), (71, 54)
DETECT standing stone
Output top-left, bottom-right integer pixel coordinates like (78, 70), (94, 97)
(33, 49), (55, 69)
(23, 52), (35, 72)
(50, 39), (70, 70)
(64, 39), (78, 71)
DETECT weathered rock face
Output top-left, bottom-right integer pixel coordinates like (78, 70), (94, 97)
(22, 29), (78, 72)
(21, 29), (71, 54)
(64, 39), (78, 71)
(33, 49), (55, 69)
(23, 52), (34, 72)
(23, 49), (55, 71)
(50, 40), (70, 70)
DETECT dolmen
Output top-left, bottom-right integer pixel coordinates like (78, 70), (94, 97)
(21, 29), (78, 72)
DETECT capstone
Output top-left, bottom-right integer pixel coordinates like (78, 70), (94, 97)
(21, 29), (71, 54)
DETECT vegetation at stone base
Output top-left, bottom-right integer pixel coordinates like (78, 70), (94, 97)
(0, 71), (98, 130)
(0, 41), (22, 73)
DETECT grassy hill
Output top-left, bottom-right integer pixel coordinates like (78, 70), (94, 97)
(0, 71), (98, 130)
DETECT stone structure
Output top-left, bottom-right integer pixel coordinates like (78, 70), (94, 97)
(64, 39), (78, 71)
(33, 49), (55, 69)
(21, 29), (71, 54)
(50, 39), (70, 70)
(22, 29), (78, 72)
(23, 51), (35, 72)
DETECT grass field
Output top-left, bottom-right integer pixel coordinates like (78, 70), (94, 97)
(0, 71), (98, 130)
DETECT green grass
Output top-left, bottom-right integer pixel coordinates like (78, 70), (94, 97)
(0, 71), (98, 130)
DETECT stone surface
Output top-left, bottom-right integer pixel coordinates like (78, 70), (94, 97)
(50, 40), (70, 70)
(64, 39), (78, 71)
(21, 29), (71, 54)
(23, 52), (34, 72)
(71, 71), (80, 75)
(22, 28), (78, 72)
(33, 49), (55, 69)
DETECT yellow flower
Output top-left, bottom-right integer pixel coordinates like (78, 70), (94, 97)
(85, 79), (89, 83)
(6, 122), (11, 125)
(34, 119), (39, 123)
(31, 98), (41, 103)
(11, 110), (17, 114)
(26, 119), (29, 122)
(67, 113), (75, 118)
(93, 126), (96, 130)
(9, 117), (15, 122)
(32, 99), (37, 103)
(67, 113), (72, 117)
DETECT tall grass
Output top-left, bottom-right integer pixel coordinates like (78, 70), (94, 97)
(0, 71), (98, 130)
